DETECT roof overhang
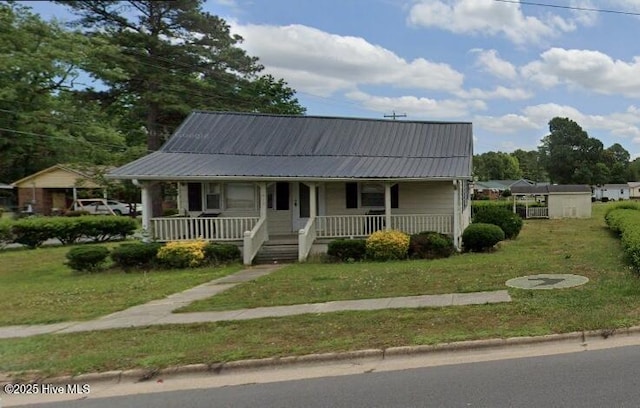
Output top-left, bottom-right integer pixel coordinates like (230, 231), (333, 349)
(111, 175), (472, 183)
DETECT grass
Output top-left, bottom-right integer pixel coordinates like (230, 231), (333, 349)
(0, 243), (242, 326)
(3, 202), (640, 378)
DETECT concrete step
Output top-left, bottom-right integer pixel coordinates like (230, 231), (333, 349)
(254, 243), (298, 264)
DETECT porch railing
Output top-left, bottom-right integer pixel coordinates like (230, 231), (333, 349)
(315, 214), (453, 238)
(298, 217), (317, 262)
(243, 217), (268, 265)
(151, 216), (259, 241)
(526, 207), (549, 219)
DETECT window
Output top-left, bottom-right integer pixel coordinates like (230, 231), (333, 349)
(205, 183), (221, 210)
(225, 183), (255, 209)
(361, 183), (384, 207)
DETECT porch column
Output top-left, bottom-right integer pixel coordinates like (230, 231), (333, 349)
(72, 187), (78, 210)
(308, 182), (317, 218)
(513, 194), (516, 214)
(453, 180), (460, 249)
(259, 182), (267, 219)
(384, 182), (392, 231)
(139, 181), (153, 242)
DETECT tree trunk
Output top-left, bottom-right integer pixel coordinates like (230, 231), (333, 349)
(146, 101), (165, 217)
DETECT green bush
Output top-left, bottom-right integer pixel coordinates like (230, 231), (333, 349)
(605, 208), (640, 271)
(64, 210), (90, 217)
(204, 243), (241, 264)
(65, 246), (110, 272)
(111, 242), (163, 271)
(156, 240), (208, 269)
(472, 206), (523, 239)
(604, 201), (640, 220)
(462, 223), (505, 252)
(74, 216), (137, 242)
(0, 220), (13, 249)
(327, 239), (367, 262)
(408, 231), (455, 259)
(11, 218), (56, 248)
(366, 230), (410, 261)
(163, 208), (180, 216)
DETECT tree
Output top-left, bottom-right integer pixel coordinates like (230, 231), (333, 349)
(57, 0), (305, 216)
(0, 3), (125, 183)
(473, 151), (522, 181)
(603, 143), (631, 183)
(538, 117), (604, 184)
(511, 149), (547, 182)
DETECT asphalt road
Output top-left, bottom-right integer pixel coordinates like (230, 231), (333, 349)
(16, 344), (640, 408)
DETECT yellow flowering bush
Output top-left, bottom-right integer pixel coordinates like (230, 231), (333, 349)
(156, 240), (208, 268)
(365, 230), (410, 261)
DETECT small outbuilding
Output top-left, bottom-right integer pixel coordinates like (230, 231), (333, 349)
(510, 185), (592, 219)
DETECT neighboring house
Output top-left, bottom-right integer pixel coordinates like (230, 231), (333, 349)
(473, 179), (534, 200)
(0, 183), (14, 212)
(593, 184), (630, 201)
(11, 164), (109, 215)
(109, 111), (474, 264)
(510, 185), (592, 219)
(629, 182), (640, 200)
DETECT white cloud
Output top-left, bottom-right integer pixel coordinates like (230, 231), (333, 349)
(346, 91), (485, 119)
(472, 49), (518, 80)
(232, 23), (464, 96)
(456, 86), (532, 101)
(521, 48), (640, 97)
(407, 0), (579, 45)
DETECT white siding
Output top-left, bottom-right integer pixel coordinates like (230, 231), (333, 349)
(548, 193), (592, 218)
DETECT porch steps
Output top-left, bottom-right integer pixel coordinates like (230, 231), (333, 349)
(254, 243), (298, 264)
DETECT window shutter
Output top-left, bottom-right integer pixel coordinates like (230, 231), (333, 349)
(187, 183), (202, 212)
(391, 184), (399, 208)
(346, 182), (358, 208)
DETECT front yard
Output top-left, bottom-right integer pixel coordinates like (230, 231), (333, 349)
(3, 203), (640, 378)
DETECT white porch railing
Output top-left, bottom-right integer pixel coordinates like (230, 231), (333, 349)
(298, 217), (317, 262)
(390, 214), (453, 235)
(526, 207), (549, 218)
(315, 214), (453, 238)
(243, 217), (268, 265)
(151, 217), (259, 241)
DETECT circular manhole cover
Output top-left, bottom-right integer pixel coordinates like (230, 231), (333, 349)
(506, 274), (589, 290)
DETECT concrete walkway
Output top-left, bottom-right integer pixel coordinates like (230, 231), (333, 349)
(0, 265), (512, 340)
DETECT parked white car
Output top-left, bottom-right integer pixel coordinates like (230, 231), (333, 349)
(79, 200), (142, 216)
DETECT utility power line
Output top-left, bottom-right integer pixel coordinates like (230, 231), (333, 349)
(494, 0), (640, 16)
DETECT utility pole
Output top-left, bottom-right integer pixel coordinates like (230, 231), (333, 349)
(384, 111), (407, 120)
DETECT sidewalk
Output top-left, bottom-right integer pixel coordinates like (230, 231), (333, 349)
(0, 265), (512, 339)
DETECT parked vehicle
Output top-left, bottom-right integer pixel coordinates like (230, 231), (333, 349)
(78, 199), (142, 216)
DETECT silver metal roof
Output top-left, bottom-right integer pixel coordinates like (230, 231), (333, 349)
(110, 111), (473, 180)
(511, 185), (592, 194)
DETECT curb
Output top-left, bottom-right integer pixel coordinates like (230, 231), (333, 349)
(4, 326), (640, 386)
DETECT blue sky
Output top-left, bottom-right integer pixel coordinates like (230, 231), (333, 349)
(24, 0), (640, 157)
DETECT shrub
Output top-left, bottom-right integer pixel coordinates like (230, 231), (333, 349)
(111, 242), (163, 271)
(0, 220), (13, 249)
(74, 216), (137, 242)
(472, 206), (523, 239)
(156, 240), (208, 268)
(203, 243), (241, 264)
(365, 230), (410, 261)
(462, 223), (505, 252)
(163, 208), (180, 216)
(11, 218), (56, 248)
(408, 231), (455, 259)
(65, 246), (110, 272)
(605, 208), (640, 272)
(64, 210), (90, 217)
(327, 239), (367, 262)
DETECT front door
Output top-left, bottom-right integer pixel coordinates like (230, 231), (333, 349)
(292, 182), (321, 231)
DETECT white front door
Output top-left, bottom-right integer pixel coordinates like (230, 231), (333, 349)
(291, 182), (322, 231)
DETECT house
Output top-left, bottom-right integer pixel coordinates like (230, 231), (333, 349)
(593, 184), (630, 201)
(0, 183), (14, 212)
(11, 164), (109, 215)
(629, 182), (640, 200)
(109, 111), (474, 264)
(510, 185), (592, 219)
(472, 179), (534, 200)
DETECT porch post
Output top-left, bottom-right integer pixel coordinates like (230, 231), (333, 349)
(384, 182), (391, 231)
(72, 187), (78, 210)
(139, 181), (153, 242)
(453, 180), (460, 249)
(308, 182), (317, 218)
(513, 194), (516, 214)
(259, 182), (267, 219)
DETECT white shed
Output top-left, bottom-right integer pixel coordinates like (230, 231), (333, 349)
(510, 185), (592, 219)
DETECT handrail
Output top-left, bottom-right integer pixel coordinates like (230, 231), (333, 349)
(298, 217), (317, 262)
(150, 216), (258, 241)
(243, 216), (268, 265)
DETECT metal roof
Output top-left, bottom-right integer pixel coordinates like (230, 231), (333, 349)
(110, 111), (473, 180)
(511, 185), (592, 194)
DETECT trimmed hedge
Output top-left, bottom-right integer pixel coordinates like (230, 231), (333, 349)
(327, 239), (367, 262)
(111, 242), (163, 271)
(472, 206), (523, 239)
(156, 240), (208, 268)
(408, 231), (455, 259)
(8, 216), (137, 248)
(204, 243), (241, 264)
(366, 230), (410, 261)
(66, 246), (110, 272)
(605, 208), (640, 271)
(462, 223), (505, 252)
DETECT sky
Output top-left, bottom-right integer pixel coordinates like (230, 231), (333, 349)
(22, 0), (640, 158)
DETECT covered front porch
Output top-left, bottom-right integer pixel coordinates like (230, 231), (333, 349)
(139, 179), (469, 264)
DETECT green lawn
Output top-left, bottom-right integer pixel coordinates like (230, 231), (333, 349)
(3, 203), (640, 378)
(0, 243), (242, 326)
